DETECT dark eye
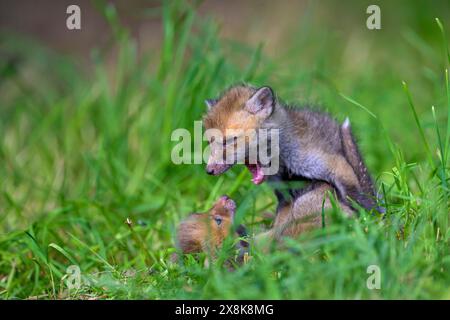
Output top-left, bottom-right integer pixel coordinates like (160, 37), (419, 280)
(214, 217), (223, 226)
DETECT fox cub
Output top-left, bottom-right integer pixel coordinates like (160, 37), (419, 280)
(203, 84), (378, 212)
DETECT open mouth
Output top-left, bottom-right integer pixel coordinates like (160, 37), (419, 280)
(222, 196), (236, 212)
(245, 162), (265, 185)
(216, 195), (236, 214)
(224, 199), (236, 213)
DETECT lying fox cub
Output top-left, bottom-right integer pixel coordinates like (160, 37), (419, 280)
(176, 187), (353, 258)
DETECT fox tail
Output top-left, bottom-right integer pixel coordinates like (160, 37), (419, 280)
(340, 118), (384, 213)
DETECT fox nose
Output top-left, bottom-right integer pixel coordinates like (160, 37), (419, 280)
(206, 163), (231, 176)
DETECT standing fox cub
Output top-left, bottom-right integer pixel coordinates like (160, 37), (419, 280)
(203, 84), (378, 212)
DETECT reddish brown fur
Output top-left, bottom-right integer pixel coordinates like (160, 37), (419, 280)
(203, 86), (259, 133)
(177, 198), (235, 254)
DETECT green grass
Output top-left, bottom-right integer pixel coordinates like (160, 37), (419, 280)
(1, 0), (450, 299)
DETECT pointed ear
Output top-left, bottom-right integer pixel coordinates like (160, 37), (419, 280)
(245, 86), (274, 116)
(205, 99), (218, 109)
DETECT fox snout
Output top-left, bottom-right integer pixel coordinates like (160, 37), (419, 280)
(206, 163), (231, 175)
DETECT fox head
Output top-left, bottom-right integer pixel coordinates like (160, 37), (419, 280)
(177, 195), (236, 253)
(203, 85), (278, 184)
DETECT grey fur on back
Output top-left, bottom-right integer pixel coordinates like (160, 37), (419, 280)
(268, 103), (379, 211)
(340, 119), (375, 196)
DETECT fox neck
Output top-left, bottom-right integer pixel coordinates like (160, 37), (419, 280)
(262, 104), (303, 179)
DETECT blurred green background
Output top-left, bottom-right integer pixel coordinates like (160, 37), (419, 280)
(0, 0), (449, 299)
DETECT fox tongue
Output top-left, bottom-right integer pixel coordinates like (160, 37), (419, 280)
(246, 164), (265, 185)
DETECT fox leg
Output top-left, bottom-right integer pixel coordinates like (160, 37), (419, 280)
(273, 182), (354, 239)
(326, 155), (376, 211)
(254, 182), (353, 251)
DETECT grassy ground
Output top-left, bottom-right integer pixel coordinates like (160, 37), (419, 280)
(1, 1), (450, 299)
